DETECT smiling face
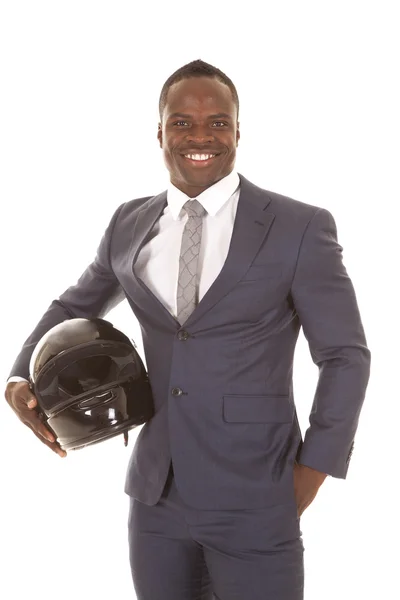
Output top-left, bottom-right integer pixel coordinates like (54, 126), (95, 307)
(158, 76), (240, 197)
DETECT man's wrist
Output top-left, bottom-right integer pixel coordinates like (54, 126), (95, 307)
(296, 462), (328, 484)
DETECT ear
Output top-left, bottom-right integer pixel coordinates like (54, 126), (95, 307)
(236, 122), (240, 147)
(157, 123), (163, 148)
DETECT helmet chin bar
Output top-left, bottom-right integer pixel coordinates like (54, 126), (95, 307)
(45, 377), (153, 451)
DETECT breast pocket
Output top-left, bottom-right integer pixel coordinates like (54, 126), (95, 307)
(239, 262), (283, 282)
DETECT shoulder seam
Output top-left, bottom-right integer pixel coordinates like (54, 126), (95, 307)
(290, 207), (322, 288)
(107, 202), (126, 269)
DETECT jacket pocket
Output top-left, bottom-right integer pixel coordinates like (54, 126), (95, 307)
(239, 262), (283, 282)
(223, 394), (293, 424)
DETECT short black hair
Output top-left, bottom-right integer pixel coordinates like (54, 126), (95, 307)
(158, 59), (239, 122)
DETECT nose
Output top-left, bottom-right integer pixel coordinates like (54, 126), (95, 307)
(185, 124), (215, 144)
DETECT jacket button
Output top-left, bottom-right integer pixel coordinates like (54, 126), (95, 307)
(171, 387), (183, 396)
(177, 330), (189, 341)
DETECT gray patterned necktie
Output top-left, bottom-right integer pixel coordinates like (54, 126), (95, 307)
(177, 198), (207, 325)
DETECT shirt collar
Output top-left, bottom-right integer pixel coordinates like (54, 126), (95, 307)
(167, 170), (240, 221)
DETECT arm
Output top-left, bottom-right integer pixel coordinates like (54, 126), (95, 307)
(7, 203), (126, 381)
(291, 207), (371, 479)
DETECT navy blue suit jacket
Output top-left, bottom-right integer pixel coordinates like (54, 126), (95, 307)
(9, 174), (371, 509)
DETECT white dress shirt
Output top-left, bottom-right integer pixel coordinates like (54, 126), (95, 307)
(8, 170), (241, 384)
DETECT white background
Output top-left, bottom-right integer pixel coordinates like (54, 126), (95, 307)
(0, 1), (398, 598)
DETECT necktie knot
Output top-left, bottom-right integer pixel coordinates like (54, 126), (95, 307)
(182, 199), (207, 219)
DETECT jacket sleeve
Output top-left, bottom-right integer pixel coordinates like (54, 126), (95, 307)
(290, 207), (371, 478)
(7, 203), (126, 381)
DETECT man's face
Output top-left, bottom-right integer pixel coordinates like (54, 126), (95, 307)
(158, 76), (240, 197)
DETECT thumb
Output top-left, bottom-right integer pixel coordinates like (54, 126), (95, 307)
(23, 382), (38, 408)
(27, 396), (37, 408)
(21, 385), (38, 408)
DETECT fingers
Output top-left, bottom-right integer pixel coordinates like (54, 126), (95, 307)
(20, 407), (56, 443)
(5, 381), (67, 457)
(14, 392), (55, 442)
(25, 422), (67, 457)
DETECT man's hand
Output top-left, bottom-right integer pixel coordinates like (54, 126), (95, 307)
(293, 462), (327, 517)
(4, 381), (67, 457)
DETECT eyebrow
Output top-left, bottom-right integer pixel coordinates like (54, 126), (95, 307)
(167, 112), (232, 120)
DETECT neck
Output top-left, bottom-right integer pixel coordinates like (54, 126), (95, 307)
(170, 172), (232, 198)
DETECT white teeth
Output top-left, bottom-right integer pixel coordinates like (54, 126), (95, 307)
(185, 153), (216, 161)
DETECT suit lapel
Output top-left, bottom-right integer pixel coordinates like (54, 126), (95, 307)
(130, 173), (275, 328)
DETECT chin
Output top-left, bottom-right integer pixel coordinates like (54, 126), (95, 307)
(187, 174), (220, 187)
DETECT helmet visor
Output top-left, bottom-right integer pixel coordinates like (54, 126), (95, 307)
(34, 342), (143, 414)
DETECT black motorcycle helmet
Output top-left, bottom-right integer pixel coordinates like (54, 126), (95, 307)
(29, 317), (154, 451)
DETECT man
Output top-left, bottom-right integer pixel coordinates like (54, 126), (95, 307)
(5, 59), (370, 599)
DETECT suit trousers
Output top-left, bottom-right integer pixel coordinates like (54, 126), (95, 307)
(127, 464), (304, 600)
